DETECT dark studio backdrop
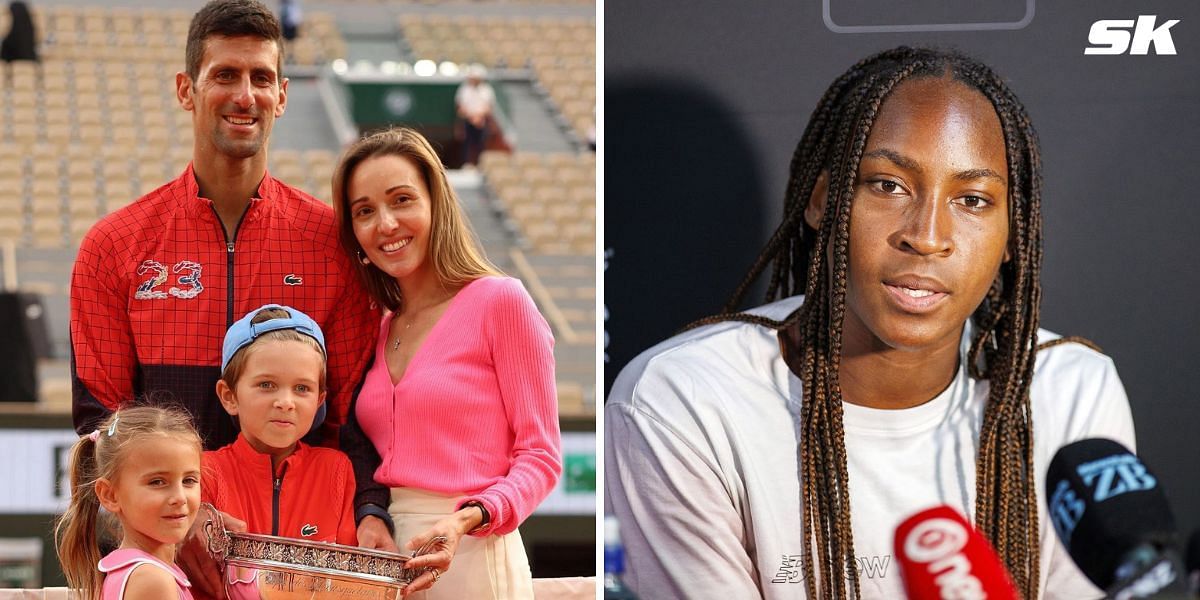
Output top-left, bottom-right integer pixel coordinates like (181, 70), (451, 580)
(604, 0), (1200, 540)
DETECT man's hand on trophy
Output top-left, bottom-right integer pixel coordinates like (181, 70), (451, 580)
(357, 515), (400, 553)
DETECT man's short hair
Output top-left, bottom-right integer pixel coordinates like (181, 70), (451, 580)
(185, 0), (284, 81)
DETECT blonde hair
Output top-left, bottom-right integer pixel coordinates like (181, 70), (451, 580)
(332, 127), (502, 312)
(54, 406), (202, 600)
(220, 307), (327, 390)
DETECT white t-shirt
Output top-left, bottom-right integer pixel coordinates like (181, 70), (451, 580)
(456, 81), (496, 117)
(605, 295), (1135, 600)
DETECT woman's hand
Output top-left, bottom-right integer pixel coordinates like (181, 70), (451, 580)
(357, 515), (400, 552)
(399, 505), (485, 596)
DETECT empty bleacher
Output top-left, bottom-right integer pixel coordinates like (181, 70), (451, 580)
(0, 4), (350, 249)
(269, 148), (338, 203)
(397, 14), (594, 144)
(480, 150), (594, 256)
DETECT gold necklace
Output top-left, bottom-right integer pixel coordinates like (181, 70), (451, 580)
(389, 294), (451, 351)
(390, 320), (411, 351)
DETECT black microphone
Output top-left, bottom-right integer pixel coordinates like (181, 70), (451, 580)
(1045, 438), (1186, 599)
(1186, 530), (1200, 598)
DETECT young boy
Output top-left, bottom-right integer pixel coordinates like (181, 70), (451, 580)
(202, 305), (357, 546)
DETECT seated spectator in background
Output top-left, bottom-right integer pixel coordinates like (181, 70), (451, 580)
(279, 0), (301, 60)
(587, 111), (596, 152)
(1, 1), (38, 63)
(455, 64), (496, 167)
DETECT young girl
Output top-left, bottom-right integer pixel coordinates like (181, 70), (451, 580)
(606, 47), (1135, 599)
(55, 406), (202, 600)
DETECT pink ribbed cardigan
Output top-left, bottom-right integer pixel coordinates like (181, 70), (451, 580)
(356, 276), (562, 535)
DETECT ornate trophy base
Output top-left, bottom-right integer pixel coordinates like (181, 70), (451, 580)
(190, 503), (431, 599)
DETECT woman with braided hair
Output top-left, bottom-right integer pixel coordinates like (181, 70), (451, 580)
(605, 46), (1135, 599)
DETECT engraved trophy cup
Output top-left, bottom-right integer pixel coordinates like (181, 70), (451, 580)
(188, 503), (435, 599)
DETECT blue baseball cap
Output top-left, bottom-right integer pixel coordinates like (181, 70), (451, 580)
(221, 304), (327, 373)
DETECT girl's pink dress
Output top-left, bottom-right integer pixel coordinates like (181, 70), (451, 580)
(98, 548), (194, 599)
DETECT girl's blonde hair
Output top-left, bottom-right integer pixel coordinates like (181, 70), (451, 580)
(332, 127), (502, 312)
(220, 307), (327, 390)
(54, 406), (201, 599)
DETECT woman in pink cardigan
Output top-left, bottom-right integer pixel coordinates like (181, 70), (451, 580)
(332, 128), (562, 599)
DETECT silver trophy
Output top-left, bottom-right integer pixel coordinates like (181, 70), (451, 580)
(189, 503), (438, 599)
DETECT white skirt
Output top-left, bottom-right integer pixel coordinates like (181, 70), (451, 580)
(389, 487), (534, 600)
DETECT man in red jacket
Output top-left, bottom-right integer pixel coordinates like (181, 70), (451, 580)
(70, 0), (375, 451)
(70, 1), (392, 593)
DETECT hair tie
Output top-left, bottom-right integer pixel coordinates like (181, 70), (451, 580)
(87, 430), (101, 443)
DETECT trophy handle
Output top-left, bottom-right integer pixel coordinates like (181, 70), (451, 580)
(198, 502), (232, 558)
(403, 535), (449, 582)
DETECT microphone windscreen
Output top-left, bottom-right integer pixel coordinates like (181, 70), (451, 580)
(1044, 438), (1176, 590)
(1186, 529), (1200, 595)
(1187, 529), (1200, 574)
(893, 505), (1019, 600)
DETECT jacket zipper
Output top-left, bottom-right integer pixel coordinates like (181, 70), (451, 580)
(272, 463), (288, 536)
(210, 203), (252, 328)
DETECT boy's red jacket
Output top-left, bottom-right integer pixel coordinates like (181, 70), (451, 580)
(202, 434), (358, 545)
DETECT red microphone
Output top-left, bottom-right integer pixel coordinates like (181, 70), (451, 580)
(894, 505), (1019, 600)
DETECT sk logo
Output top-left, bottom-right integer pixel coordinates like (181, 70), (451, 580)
(301, 524), (318, 537)
(1085, 16), (1180, 55)
(284, 274), (303, 286)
